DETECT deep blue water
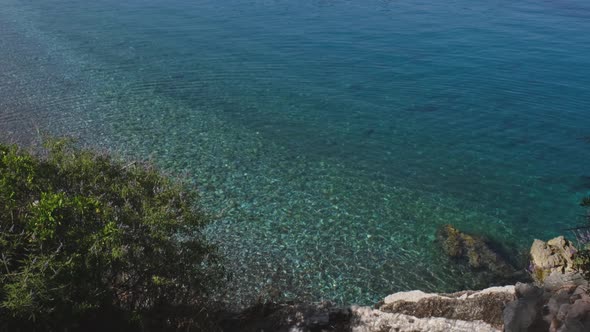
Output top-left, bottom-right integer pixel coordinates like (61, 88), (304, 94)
(1, 0), (590, 306)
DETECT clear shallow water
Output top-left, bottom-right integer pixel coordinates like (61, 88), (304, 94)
(1, 0), (590, 306)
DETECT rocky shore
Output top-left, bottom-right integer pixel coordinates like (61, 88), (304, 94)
(221, 234), (590, 332)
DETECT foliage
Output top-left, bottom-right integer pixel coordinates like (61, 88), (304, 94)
(0, 140), (224, 331)
(573, 250), (590, 280)
(573, 195), (590, 280)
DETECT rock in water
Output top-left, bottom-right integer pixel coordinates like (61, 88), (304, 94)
(436, 224), (517, 277)
(529, 236), (578, 284)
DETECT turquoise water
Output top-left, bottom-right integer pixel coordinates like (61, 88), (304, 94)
(1, 0), (590, 306)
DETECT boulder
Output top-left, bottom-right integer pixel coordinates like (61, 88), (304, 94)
(529, 236), (578, 284)
(503, 283), (590, 332)
(502, 283), (548, 332)
(543, 270), (588, 292)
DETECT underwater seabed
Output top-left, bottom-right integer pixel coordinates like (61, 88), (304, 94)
(72, 89), (535, 307)
(0, 60), (548, 307)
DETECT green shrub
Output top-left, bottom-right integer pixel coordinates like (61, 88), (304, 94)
(0, 140), (224, 331)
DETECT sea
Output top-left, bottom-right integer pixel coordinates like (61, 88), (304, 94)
(1, 0), (590, 306)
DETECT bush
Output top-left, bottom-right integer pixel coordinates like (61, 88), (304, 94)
(0, 140), (224, 331)
(573, 197), (590, 280)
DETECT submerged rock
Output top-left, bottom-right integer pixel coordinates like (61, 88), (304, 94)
(436, 224), (518, 277)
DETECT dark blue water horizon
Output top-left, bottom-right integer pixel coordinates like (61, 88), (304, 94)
(1, 0), (590, 306)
